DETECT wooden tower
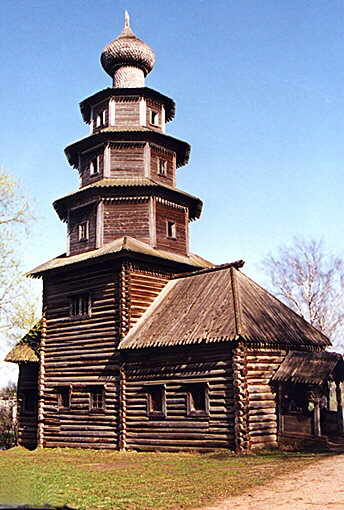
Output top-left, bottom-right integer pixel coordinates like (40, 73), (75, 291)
(25, 13), (211, 449)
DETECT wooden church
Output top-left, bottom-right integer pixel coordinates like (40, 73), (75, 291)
(5, 13), (344, 452)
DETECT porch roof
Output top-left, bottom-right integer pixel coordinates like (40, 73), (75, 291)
(272, 351), (344, 385)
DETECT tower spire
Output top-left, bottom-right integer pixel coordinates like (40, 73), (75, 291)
(124, 10), (130, 29)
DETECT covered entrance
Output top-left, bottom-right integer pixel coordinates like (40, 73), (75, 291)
(272, 351), (344, 442)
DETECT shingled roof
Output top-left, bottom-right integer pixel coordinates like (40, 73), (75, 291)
(27, 236), (213, 277)
(119, 265), (330, 350)
(5, 322), (41, 363)
(271, 351), (344, 385)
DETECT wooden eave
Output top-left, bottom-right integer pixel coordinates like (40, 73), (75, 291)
(27, 236), (213, 278)
(64, 129), (190, 169)
(53, 178), (202, 221)
(272, 351), (344, 385)
(79, 87), (175, 123)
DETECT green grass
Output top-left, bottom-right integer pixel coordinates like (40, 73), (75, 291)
(0, 447), (323, 510)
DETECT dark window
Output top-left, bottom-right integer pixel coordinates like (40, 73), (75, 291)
(158, 159), (167, 176)
(186, 383), (209, 417)
(146, 385), (166, 418)
(166, 221), (176, 239)
(22, 392), (36, 414)
(78, 220), (89, 241)
(149, 110), (159, 126)
(90, 386), (104, 411)
(70, 293), (90, 318)
(57, 387), (70, 410)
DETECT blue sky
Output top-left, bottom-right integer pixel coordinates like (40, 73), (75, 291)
(1, 1), (344, 383)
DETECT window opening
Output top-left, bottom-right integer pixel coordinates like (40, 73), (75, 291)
(90, 156), (99, 176)
(70, 293), (90, 318)
(158, 159), (167, 176)
(150, 110), (159, 126)
(186, 383), (209, 416)
(146, 385), (166, 417)
(78, 221), (89, 242)
(90, 387), (104, 410)
(166, 221), (176, 239)
(57, 387), (70, 409)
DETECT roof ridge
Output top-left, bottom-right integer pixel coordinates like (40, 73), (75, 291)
(230, 266), (243, 337)
(173, 260), (244, 279)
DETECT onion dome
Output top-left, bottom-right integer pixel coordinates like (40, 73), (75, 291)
(101, 12), (155, 88)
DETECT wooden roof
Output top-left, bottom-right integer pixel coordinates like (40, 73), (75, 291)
(27, 236), (213, 278)
(53, 178), (202, 221)
(80, 87), (175, 123)
(4, 322), (41, 363)
(119, 265), (330, 350)
(65, 129), (190, 169)
(272, 351), (344, 385)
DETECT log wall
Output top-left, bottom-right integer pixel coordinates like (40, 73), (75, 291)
(17, 363), (39, 449)
(114, 97), (140, 127)
(127, 267), (171, 329)
(68, 202), (97, 256)
(122, 344), (235, 452)
(41, 264), (121, 449)
(149, 145), (175, 186)
(110, 143), (145, 178)
(103, 199), (150, 245)
(155, 202), (187, 255)
(246, 348), (286, 449)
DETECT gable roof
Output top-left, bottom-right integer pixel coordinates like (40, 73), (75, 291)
(272, 351), (344, 385)
(27, 236), (213, 278)
(119, 265), (330, 350)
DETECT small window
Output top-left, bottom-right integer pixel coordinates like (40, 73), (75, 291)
(57, 386), (70, 410)
(146, 385), (166, 418)
(186, 383), (209, 417)
(158, 159), (167, 176)
(70, 293), (90, 318)
(166, 221), (176, 239)
(89, 156), (99, 176)
(89, 386), (104, 411)
(149, 110), (159, 126)
(78, 221), (89, 242)
(96, 114), (101, 127)
(102, 110), (107, 125)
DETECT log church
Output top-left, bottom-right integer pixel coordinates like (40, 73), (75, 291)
(5, 13), (344, 452)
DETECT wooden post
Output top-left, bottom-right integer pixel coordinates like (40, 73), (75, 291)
(335, 381), (343, 434)
(313, 398), (321, 437)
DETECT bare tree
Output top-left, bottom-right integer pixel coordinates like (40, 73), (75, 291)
(0, 170), (39, 338)
(263, 238), (344, 348)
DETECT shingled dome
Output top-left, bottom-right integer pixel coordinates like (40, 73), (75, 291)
(101, 12), (155, 86)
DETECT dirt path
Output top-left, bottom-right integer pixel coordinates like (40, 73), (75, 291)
(200, 454), (344, 510)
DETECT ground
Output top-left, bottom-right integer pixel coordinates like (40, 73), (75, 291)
(201, 453), (344, 510)
(0, 448), (325, 509)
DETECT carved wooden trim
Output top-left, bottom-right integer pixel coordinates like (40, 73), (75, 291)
(233, 343), (250, 453)
(119, 362), (127, 450)
(119, 263), (131, 339)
